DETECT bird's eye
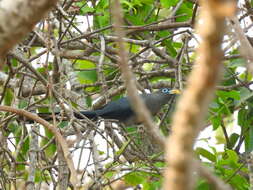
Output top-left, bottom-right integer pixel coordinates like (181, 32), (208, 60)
(162, 88), (170, 94)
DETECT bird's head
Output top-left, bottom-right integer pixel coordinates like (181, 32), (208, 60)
(155, 88), (181, 104)
(160, 88), (181, 95)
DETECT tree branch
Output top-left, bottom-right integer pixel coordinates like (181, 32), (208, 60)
(0, 0), (58, 67)
(0, 105), (78, 188)
(164, 0), (236, 189)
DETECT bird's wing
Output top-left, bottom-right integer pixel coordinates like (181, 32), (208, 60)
(141, 93), (171, 115)
(95, 97), (134, 122)
(75, 111), (97, 119)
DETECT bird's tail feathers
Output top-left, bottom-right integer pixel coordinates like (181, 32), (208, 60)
(38, 111), (97, 121)
(74, 111), (97, 120)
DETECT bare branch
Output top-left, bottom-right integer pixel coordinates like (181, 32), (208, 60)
(110, 0), (166, 149)
(164, 0), (236, 189)
(0, 0), (58, 67)
(0, 106), (78, 188)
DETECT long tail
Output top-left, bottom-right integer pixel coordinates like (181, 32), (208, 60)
(37, 111), (97, 121)
(74, 111), (97, 119)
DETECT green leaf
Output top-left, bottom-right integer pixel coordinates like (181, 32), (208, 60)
(142, 63), (153, 71)
(122, 0), (137, 13)
(11, 58), (18, 67)
(41, 128), (57, 157)
(75, 60), (97, 83)
(215, 128), (226, 144)
(124, 172), (146, 186)
(209, 101), (220, 110)
(77, 70), (97, 83)
(76, 1), (95, 14)
(105, 161), (120, 169)
(195, 147), (216, 162)
(85, 96), (93, 107)
(239, 71), (253, 81)
(4, 88), (14, 106)
(196, 180), (210, 190)
(15, 134), (30, 171)
(96, 0), (109, 9)
(226, 149), (239, 164)
(221, 69), (236, 86)
(165, 41), (177, 57)
(160, 0), (179, 8)
(143, 179), (162, 190)
(37, 64), (52, 74)
(34, 169), (43, 182)
(238, 108), (247, 127)
(210, 115), (221, 130)
(149, 151), (164, 160)
(94, 13), (110, 29)
(229, 175), (249, 190)
(22, 136), (30, 155)
(229, 58), (246, 68)
(75, 1), (86, 7)
(58, 121), (68, 128)
(175, 2), (193, 22)
(93, 0), (110, 28)
(154, 161), (166, 168)
(237, 88), (253, 107)
(35, 169), (50, 182)
(140, 0), (154, 4)
(216, 90), (240, 101)
(245, 125), (253, 152)
(18, 100), (28, 109)
(172, 42), (183, 49)
(37, 106), (50, 113)
(16, 154), (26, 171)
(116, 139), (131, 156)
(81, 6), (95, 14)
(104, 171), (116, 179)
(127, 12), (145, 25)
(75, 60), (96, 69)
(227, 133), (239, 149)
(8, 123), (19, 134)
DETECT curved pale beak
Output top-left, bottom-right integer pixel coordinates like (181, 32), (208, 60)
(170, 89), (181, 94)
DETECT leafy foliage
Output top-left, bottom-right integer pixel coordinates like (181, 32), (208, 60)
(0, 0), (252, 189)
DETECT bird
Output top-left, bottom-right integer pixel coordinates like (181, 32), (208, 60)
(72, 88), (180, 125)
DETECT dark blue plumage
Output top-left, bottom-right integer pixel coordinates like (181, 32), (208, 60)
(74, 88), (180, 125)
(75, 97), (133, 122)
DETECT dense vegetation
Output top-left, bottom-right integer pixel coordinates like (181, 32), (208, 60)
(0, 0), (253, 189)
